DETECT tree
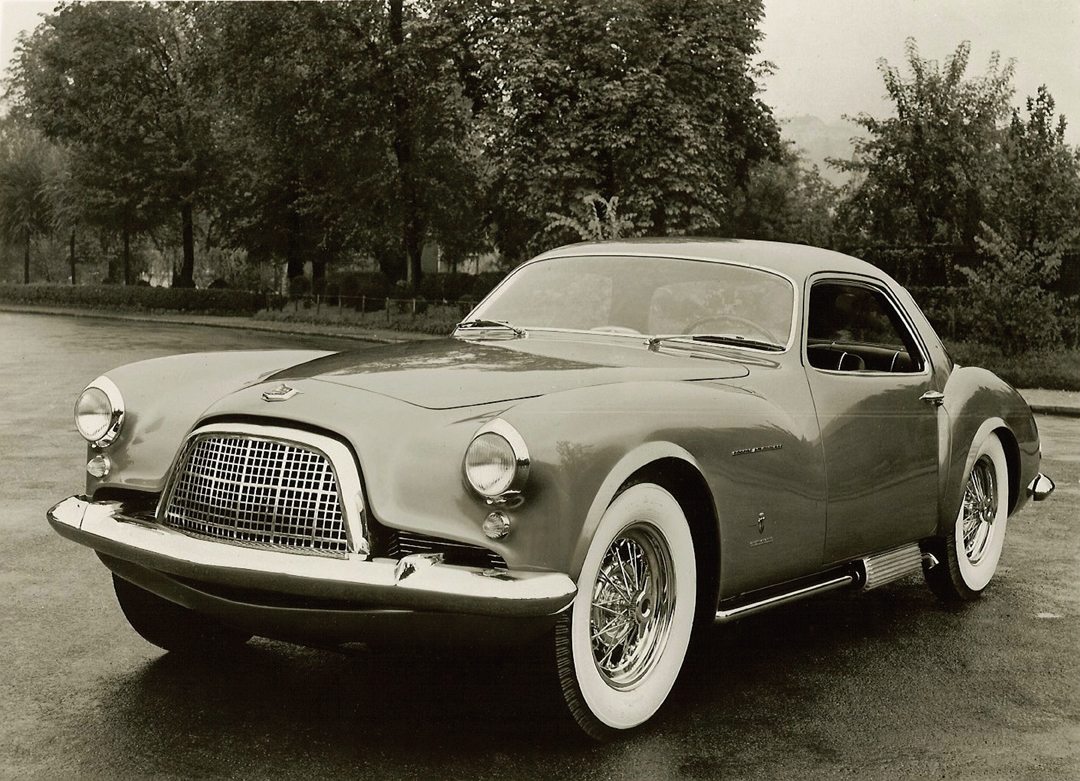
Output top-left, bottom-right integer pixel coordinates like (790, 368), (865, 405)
(834, 39), (1014, 254)
(8, 2), (220, 286)
(960, 223), (1067, 355)
(0, 123), (54, 283)
(732, 146), (837, 247)
(477, 0), (780, 260)
(200, 1), (486, 288)
(992, 86), (1080, 249)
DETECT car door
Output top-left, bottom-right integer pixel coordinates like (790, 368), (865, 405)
(803, 274), (941, 564)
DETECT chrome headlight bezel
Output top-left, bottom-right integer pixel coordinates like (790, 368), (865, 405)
(463, 419), (530, 499)
(74, 375), (125, 448)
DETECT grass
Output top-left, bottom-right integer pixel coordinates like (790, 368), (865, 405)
(946, 340), (1080, 391)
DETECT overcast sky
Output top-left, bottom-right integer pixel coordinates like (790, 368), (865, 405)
(759, 0), (1080, 143)
(3, 0), (1080, 144)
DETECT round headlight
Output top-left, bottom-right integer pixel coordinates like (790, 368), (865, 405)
(74, 377), (124, 446)
(463, 421), (529, 498)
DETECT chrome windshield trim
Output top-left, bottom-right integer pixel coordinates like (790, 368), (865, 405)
(466, 254), (801, 354)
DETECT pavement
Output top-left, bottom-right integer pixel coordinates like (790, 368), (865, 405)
(2, 302), (1078, 416)
(2, 310), (1077, 779)
(0, 303), (441, 345)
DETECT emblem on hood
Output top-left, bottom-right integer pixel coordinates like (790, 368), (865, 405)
(262, 384), (298, 402)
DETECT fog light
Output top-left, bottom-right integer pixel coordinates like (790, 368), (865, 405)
(86, 454), (111, 478)
(482, 511), (512, 540)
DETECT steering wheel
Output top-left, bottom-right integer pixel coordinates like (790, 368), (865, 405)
(682, 314), (780, 344)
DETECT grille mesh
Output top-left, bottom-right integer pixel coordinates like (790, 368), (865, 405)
(163, 435), (349, 554)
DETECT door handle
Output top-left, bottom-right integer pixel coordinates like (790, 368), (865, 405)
(920, 390), (945, 406)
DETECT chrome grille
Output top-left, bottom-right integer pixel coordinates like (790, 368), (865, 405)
(386, 529), (506, 570)
(163, 435), (349, 554)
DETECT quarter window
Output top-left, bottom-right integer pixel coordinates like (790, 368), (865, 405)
(806, 282), (924, 373)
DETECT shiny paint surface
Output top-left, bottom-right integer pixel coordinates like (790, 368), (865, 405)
(800, 271), (940, 564)
(69, 239), (1044, 616)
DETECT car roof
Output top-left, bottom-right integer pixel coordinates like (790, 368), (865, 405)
(534, 238), (887, 286)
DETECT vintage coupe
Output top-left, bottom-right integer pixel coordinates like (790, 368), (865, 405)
(48, 239), (1055, 738)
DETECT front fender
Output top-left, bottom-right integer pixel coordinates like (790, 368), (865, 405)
(84, 350), (330, 496)
(497, 375), (826, 593)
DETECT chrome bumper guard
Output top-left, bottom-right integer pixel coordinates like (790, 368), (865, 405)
(1027, 473), (1056, 502)
(47, 496), (575, 618)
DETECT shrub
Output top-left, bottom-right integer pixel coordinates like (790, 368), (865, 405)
(471, 271), (505, 300)
(958, 225), (1066, 355)
(288, 275), (312, 298)
(947, 340), (1080, 391)
(331, 271), (390, 310)
(418, 272), (477, 302)
(0, 283), (268, 315)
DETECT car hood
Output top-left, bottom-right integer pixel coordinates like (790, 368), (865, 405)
(268, 335), (751, 409)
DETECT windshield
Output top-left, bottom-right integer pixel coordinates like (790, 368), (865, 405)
(469, 255), (795, 348)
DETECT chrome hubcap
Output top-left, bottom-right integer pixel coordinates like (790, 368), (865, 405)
(962, 456), (997, 565)
(590, 523), (675, 690)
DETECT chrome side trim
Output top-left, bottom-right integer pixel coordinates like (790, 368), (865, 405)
(157, 422), (369, 556)
(714, 574), (856, 623)
(47, 496), (575, 618)
(1027, 473), (1055, 502)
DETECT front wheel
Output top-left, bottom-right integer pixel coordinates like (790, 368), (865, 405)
(554, 483), (697, 739)
(113, 575), (252, 654)
(925, 433), (1009, 602)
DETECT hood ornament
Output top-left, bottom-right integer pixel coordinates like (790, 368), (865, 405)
(262, 384), (298, 402)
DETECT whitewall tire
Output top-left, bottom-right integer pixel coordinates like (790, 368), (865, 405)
(925, 433), (1009, 601)
(555, 483), (697, 739)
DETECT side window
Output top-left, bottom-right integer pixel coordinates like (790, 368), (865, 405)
(806, 282), (925, 373)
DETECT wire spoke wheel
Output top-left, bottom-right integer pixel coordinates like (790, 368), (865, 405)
(924, 432), (1009, 601)
(589, 525), (676, 690)
(554, 482), (696, 739)
(961, 456), (998, 565)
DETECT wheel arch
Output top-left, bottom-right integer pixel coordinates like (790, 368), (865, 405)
(993, 424), (1021, 514)
(941, 417), (1017, 533)
(571, 442), (720, 621)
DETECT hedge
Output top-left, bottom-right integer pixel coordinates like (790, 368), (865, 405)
(0, 283), (271, 315)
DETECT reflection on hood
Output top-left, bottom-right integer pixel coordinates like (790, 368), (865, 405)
(269, 336), (750, 409)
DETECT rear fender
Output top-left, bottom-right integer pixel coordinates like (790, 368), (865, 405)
(939, 366), (1040, 534)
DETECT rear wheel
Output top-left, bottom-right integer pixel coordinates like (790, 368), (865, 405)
(554, 483), (696, 739)
(925, 433), (1009, 602)
(112, 575), (252, 654)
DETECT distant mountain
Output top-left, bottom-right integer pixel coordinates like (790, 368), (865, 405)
(778, 115), (863, 187)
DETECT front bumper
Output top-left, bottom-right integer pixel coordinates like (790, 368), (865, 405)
(47, 496), (576, 622)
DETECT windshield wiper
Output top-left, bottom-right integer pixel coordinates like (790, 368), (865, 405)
(455, 319), (526, 338)
(647, 333), (784, 352)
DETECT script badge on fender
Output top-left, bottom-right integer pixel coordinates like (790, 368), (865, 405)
(261, 384), (298, 402)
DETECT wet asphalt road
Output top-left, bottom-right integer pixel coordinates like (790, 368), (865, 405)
(2, 311), (1078, 780)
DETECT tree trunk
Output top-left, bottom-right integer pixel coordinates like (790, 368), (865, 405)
(285, 213), (304, 279)
(123, 227), (131, 285)
(23, 229), (30, 284)
(312, 253), (327, 294)
(69, 227), (77, 285)
(389, 0), (424, 290)
(175, 203), (196, 288)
